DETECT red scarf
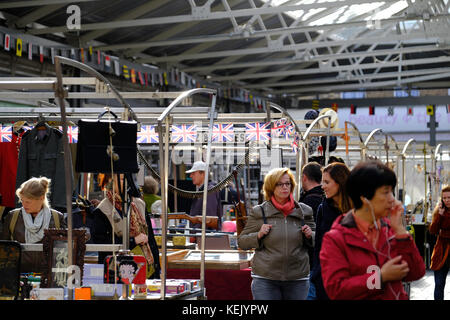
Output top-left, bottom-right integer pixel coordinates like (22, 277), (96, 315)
(271, 194), (295, 217)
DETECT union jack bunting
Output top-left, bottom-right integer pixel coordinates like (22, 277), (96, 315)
(273, 118), (294, 139)
(291, 131), (301, 153)
(137, 125), (159, 143)
(0, 125), (12, 142)
(245, 122), (271, 141)
(212, 123), (234, 142)
(58, 126), (79, 143)
(171, 124), (197, 143)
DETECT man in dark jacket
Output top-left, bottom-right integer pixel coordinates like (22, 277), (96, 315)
(186, 161), (222, 231)
(300, 162), (324, 221)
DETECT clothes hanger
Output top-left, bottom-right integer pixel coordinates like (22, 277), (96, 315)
(34, 120), (47, 130)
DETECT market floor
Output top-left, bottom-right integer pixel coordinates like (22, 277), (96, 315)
(409, 270), (450, 300)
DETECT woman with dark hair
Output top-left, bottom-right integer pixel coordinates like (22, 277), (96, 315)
(320, 160), (425, 300)
(429, 185), (450, 300)
(309, 162), (352, 300)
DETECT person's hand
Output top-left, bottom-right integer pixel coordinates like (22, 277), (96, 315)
(380, 255), (410, 283)
(135, 233), (148, 245)
(438, 201), (445, 216)
(258, 224), (272, 239)
(301, 225), (312, 239)
(389, 200), (408, 236)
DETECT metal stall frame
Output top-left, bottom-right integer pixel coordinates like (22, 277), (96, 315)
(156, 88), (217, 300)
(0, 60), (218, 300)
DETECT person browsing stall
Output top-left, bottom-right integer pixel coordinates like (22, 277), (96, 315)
(429, 185), (450, 300)
(93, 174), (157, 278)
(320, 160), (425, 300)
(1, 177), (66, 273)
(186, 161), (222, 231)
(238, 167), (315, 300)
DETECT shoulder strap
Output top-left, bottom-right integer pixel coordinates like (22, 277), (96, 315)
(50, 209), (60, 229)
(259, 203), (267, 224)
(9, 209), (21, 240)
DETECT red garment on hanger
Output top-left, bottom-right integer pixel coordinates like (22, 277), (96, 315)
(0, 132), (22, 208)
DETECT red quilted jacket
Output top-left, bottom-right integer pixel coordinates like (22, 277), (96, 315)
(320, 212), (425, 300)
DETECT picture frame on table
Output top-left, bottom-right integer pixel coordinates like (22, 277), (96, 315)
(41, 228), (86, 288)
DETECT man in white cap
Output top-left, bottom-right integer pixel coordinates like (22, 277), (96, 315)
(186, 161), (222, 230)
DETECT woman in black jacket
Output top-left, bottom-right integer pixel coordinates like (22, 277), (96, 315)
(310, 162), (352, 300)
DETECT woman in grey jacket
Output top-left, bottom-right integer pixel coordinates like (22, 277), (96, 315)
(238, 167), (315, 300)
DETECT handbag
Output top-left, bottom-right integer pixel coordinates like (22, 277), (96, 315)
(76, 110), (139, 173)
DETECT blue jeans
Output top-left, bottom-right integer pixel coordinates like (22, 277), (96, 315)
(306, 278), (317, 300)
(434, 263), (450, 300)
(251, 277), (309, 300)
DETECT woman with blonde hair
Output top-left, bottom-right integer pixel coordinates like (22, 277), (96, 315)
(429, 185), (450, 300)
(1, 176), (66, 272)
(238, 167), (315, 300)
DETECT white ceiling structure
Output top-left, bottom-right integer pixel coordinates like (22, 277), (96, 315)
(1, 0), (450, 99)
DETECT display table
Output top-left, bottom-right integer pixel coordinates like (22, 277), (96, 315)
(166, 268), (253, 300)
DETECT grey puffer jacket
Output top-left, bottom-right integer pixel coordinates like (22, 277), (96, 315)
(238, 200), (315, 281)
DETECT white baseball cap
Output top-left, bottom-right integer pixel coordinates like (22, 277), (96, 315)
(186, 161), (207, 173)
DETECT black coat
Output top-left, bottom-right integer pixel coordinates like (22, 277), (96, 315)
(311, 198), (342, 300)
(15, 123), (73, 209)
(300, 185), (324, 221)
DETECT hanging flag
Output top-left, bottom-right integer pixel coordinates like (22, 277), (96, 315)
(39, 46), (44, 63)
(426, 105), (434, 116)
(123, 65), (130, 79)
(387, 106), (394, 116)
(369, 105), (375, 115)
(4, 34), (10, 51)
(138, 71), (144, 85)
(312, 99), (319, 110)
(350, 104), (356, 114)
(273, 118), (293, 139)
(407, 106), (413, 116)
(59, 126), (78, 143)
(212, 123), (234, 142)
(137, 125), (159, 143)
(80, 48), (85, 63)
(88, 46), (93, 62)
(130, 68), (136, 83)
(447, 104), (450, 113)
(104, 55), (111, 68)
(28, 42), (33, 60)
(245, 122), (271, 141)
(114, 59), (120, 76)
(16, 38), (22, 57)
(70, 48), (76, 59)
(0, 125), (12, 142)
(51, 48), (55, 64)
(163, 72), (168, 85)
(291, 132), (301, 153)
(97, 50), (101, 65)
(171, 124), (197, 143)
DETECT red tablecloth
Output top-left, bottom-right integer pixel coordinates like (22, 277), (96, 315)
(166, 268), (253, 300)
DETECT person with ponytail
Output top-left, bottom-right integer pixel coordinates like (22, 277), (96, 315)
(238, 167), (315, 300)
(1, 176), (66, 273)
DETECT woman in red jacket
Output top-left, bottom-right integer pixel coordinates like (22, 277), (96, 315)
(320, 160), (425, 300)
(429, 185), (450, 300)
